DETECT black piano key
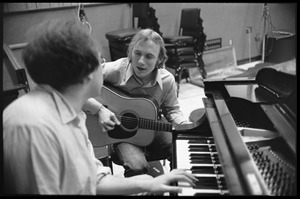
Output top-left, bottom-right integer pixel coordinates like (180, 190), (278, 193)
(209, 146), (217, 152)
(188, 139), (209, 144)
(194, 183), (219, 189)
(190, 153), (220, 160)
(188, 138), (215, 144)
(194, 193), (221, 196)
(191, 166), (216, 174)
(191, 166), (223, 174)
(190, 159), (213, 164)
(219, 180), (228, 189)
(190, 153), (211, 159)
(189, 145), (217, 152)
(194, 177), (219, 189)
(189, 146), (209, 152)
(214, 166), (223, 174)
(189, 153), (221, 164)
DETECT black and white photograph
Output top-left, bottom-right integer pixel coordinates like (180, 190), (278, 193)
(2, 2), (297, 196)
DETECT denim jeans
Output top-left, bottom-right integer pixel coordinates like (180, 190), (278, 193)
(111, 131), (173, 177)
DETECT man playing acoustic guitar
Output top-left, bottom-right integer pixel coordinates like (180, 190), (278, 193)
(83, 29), (191, 177)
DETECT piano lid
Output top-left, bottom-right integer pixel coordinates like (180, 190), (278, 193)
(202, 64), (297, 195)
(255, 68), (296, 99)
(205, 66), (296, 151)
(224, 68), (296, 104)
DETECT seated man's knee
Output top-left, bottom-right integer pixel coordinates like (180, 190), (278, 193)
(123, 163), (149, 177)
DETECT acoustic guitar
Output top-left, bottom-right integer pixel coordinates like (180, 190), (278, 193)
(85, 84), (202, 147)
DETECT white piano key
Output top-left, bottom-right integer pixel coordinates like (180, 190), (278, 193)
(176, 139), (220, 169)
(183, 169), (225, 177)
(178, 187), (223, 196)
(174, 138), (229, 196)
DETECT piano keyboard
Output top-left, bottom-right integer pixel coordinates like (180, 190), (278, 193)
(175, 136), (229, 196)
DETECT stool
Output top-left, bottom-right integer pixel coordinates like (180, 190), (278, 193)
(147, 160), (165, 177)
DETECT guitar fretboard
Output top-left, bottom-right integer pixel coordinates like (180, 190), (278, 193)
(117, 115), (173, 132)
(138, 118), (173, 132)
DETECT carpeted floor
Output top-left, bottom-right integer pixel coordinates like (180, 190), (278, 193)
(177, 80), (206, 121)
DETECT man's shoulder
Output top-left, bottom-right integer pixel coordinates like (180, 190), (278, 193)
(3, 90), (54, 124)
(106, 57), (129, 67)
(159, 68), (175, 81)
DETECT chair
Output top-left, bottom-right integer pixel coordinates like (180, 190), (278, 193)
(131, 6), (207, 96)
(105, 3), (162, 61)
(3, 43), (31, 111)
(132, 3), (162, 35)
(163, 8), (206, 96)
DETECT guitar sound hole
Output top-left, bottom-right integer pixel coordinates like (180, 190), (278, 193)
(107, 112), (138, 140)
(121, 113), (138, 130)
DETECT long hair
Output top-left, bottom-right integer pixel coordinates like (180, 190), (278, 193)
(127, 29), (168, 69)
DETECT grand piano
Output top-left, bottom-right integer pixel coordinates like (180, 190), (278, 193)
(173, 63), (296, 196)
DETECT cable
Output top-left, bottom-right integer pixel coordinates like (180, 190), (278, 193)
(263, 4), (276, 58)
(248, 31), (251, 63)
(261, 3), (277, 61)
(77, 3), (92, 34)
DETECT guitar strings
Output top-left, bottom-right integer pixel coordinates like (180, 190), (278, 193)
(115, 115), (167, 124)
(113, 114), (172, 130)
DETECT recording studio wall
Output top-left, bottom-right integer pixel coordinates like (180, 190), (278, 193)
(3, 3), (295, 63)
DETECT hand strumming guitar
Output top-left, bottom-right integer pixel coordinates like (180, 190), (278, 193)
(97, 105), (121, 132)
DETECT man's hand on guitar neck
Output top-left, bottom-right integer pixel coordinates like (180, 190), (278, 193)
(97, 105), (121, 132)
(173, 121), (195, 132)
(180, 121), (193, 125)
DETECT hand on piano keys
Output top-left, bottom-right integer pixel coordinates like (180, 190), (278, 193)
(147, 169), (198, 195)
(175, 136), (229, 196)
(177, 169), (228, 196)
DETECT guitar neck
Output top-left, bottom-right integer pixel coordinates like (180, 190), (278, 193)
(117, 115), (174, 132)
(138, 118), (174, 132)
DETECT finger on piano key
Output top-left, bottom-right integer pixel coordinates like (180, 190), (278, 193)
(178, 186), (224, 196)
